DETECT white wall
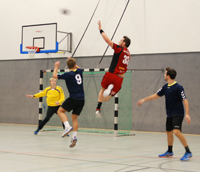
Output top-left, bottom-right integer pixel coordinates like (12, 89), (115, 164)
(1, 0), (200, 60)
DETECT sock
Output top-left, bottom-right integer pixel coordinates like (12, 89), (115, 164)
(96, 102), (102, 110)
(185, 146), (191, 153)
(72, 131), (77, 138)
(168, 146), (173, 153)
(62, 123), (65, 129)
(64, 121), (70, 128)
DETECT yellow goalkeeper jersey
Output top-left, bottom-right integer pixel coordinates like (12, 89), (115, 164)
(34, 86), (65, 106)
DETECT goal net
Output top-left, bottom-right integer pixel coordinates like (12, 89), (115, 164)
(39, 69), (132, 136)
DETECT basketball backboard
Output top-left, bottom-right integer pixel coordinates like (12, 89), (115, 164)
(20, 23), (72, 54)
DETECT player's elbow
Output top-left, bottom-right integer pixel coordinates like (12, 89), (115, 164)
(53, 74), (57, 79)
(155, 94), (160, 99)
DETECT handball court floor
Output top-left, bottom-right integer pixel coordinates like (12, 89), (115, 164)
(0, 124), (199, 172)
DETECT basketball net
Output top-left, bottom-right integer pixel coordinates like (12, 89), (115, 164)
(26, 46), (39, 58)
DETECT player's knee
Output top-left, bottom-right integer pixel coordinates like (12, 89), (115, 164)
(57, 108), (65, 115)
(173, 129), (181, 136)
(57, 109), (61, 115)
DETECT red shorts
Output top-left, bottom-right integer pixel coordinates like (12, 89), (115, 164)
(101, 72), (123, 96)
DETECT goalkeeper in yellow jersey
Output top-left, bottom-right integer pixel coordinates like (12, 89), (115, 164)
(26, 78), (65, 135)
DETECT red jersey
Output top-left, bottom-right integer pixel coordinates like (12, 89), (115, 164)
(108, 43), (130, 75)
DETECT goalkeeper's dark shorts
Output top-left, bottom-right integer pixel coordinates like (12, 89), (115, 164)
(61, 97), (85, 116)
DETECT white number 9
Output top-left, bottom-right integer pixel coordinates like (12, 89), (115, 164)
(75, 74), (82, 84)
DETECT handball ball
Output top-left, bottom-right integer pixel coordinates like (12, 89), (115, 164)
(60, 8), (71, 15)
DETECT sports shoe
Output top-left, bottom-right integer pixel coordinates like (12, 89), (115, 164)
(34, 129), (40, 135)
(180, 152), (192, 161)
(70, 136), (77, 148)
(95, 109), (101, 118)
(103, 84), (114, 97)
(62, 126), (73, 138)
(158, 151), (174, 157)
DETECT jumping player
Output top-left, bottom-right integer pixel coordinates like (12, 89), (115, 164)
(137, 67), (192, 161)
(53, 58), (85, 148)
(95, 20), (131, 117)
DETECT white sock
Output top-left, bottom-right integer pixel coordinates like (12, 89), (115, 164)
(72, 131), (77, 138)
(64, 121), (70, 128)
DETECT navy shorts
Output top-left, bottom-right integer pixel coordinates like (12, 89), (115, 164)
(61, 97), (85, 116)
(166, 115), (184, 132)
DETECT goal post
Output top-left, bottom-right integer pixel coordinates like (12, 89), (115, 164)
(38, 68), (133, 136)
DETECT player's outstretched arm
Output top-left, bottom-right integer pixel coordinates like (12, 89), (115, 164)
(137, 93), (160, 106)
(98, 21), (113, 48)
(26, 95), (34, 98)
(53, 61), (60, 79)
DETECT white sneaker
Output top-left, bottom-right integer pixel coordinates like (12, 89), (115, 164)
(103, 84), (114, 97)
(95, 110), (101, 118)
(62, 126), (73, 138)
(70, 136), (77, 148)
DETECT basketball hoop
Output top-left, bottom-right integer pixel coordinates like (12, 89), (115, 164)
(26, 46), (40, 58)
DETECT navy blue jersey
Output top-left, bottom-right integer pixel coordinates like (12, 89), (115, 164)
(157, 82), (187, 117)
(57, 68), (84, 100)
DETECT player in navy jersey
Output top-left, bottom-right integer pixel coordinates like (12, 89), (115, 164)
(95, 20), (131, 118)
(137, 67), (192, 161)
(53, 58), (85, 148)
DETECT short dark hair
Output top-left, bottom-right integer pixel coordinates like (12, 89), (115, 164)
(123, 36), (131, 48)
(66, 58), (76, 69)
(166, 67), (177, 79)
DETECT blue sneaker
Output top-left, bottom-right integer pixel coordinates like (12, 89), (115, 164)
(62, 126), (73, 138)
(70, 136), (77, 148)
(180, 152), (192, 161)
(159, 151), (174, 157)
(34, 129), (40, 135)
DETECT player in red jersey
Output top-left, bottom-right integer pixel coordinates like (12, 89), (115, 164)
(95, 20), (131, 118)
